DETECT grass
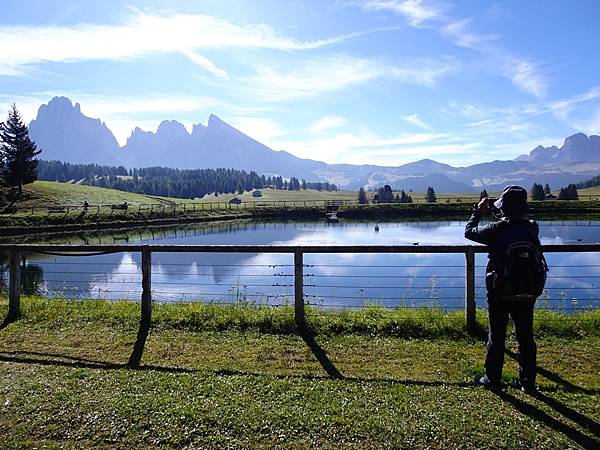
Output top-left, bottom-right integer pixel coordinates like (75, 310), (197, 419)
(15, 180), (178, 206)
(0, 297), (599, 448)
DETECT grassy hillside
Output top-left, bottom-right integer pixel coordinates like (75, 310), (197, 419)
(15, 181), (177, 207)
(0, 298), (598, 448)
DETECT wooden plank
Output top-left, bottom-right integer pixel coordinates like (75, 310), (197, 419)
(465, 248), (476, 331)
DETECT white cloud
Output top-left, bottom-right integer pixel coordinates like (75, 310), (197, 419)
(364, 0), (443, 26)
(310, 115), (347, 134)
(506, 58), (547, 99)
(361, 1), (549, 100)
(442, 19), (498, 49)
(548, 86), (600, 120)
(401, 113), (432, 130)
(271, 129), (451, 165)
(240, 54), (459, 101)
(0, 9), (359, 77)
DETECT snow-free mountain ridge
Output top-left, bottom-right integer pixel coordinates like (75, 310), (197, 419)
(28, 97), (600, 192)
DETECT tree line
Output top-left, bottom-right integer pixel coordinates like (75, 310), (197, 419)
(530, 182), (578, 200)
(38, 160), (338, 199)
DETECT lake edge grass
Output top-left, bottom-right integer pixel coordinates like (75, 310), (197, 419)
(2, 296), (599, 339)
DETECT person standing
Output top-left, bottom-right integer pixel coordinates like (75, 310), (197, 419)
(464, 185), (547, 393)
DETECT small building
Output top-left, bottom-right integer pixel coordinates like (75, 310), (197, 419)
(229, 197), (242, 204)
(543, 193), (557, 201)
(252, 190), (263, 197)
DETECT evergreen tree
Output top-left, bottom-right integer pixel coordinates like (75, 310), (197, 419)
(0, 104), (41, 195)
(544, 183), (551, 196)
(530, 183), (545, 201)
(558, 183), (578, 200)
(357, 187), (367, 204)
(425, 186), (437, 203)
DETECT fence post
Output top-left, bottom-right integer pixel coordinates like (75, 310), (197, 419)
(465, 248), (476, 331)
(6, 250), (21, 323)
(128, 248), (152, 368)
(294, 251), (306, 329)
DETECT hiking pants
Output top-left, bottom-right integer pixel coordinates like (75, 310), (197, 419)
(485, 298), (536, 386)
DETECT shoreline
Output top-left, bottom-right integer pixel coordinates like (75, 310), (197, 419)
(2, 201), (600, 238)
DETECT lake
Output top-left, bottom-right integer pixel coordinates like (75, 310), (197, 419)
(2, 220), (600, 311)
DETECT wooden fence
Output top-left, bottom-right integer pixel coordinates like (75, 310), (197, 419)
(2, 243), (600, 366)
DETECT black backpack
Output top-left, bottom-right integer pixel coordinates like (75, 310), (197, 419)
(494, 239), (548, 300)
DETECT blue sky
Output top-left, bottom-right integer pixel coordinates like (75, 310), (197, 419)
(1, 0), (599, 167)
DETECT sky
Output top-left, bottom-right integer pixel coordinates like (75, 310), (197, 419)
(1, 0), (599, 167)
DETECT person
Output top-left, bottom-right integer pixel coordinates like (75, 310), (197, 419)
(464, 185), (543, 393)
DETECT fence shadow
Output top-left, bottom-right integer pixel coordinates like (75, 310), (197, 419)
(505, 349), (598, 395)
(0, 350), (194, 374)
(297, 323), (343, 379)
(493, 389), (599, 448)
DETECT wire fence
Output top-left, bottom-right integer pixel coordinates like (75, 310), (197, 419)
(2, 245), (600, 319)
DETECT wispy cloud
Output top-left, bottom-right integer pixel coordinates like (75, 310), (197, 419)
(0, 8), (369, 78)
(363, 0), (444, 26)
(240, 54), (459, 101)
(271, 128), (452, 165)
(401, 113), (432, 130)
(310, 115), (347, 134)
(504, 58), (548, 99)
(361, 1), (549, 99)
(442, 19), (498, 49)
(548, 86), (600, 120)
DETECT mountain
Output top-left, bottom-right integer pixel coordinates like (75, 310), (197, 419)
(28, 96), (600, 191)
(29, 97), (121, 166)
(517, 133), (600, 165)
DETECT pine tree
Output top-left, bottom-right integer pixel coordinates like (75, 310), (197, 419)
(0, 104), (42, 195)
(544, 183), (551, 196)
(530, 183), (544, 201)
(425, 186), (437, 203)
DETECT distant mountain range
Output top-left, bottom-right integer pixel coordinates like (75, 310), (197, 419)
(28, 96), (600, 192)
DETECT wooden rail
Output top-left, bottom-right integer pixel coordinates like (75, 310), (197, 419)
(2, 243), (600, 366)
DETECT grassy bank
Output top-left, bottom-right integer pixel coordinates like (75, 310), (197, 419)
(0, 297), (599, 448)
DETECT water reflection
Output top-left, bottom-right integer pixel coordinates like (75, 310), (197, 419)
(2, 220), (600, 310)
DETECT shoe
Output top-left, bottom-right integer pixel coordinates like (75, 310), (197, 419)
(474, 374), (501, 391)
(516, 380), (538, 395)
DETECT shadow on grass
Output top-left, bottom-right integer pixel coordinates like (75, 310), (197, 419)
(298, 323), (343, 379)
(0, 349), (476, 387)
(505, 348), (598, 395)
(0, 350), (194, 374)
(493, 389), (600, 449)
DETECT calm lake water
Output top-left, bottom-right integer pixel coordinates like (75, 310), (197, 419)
(2, 220), (600, 311)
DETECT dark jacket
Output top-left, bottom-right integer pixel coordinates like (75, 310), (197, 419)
(464, 210), (541, 294)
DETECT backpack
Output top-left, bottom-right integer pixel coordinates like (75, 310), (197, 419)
(492, 239), (548, 300)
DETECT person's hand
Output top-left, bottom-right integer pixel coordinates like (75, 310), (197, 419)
(477, 197), (491, 214)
